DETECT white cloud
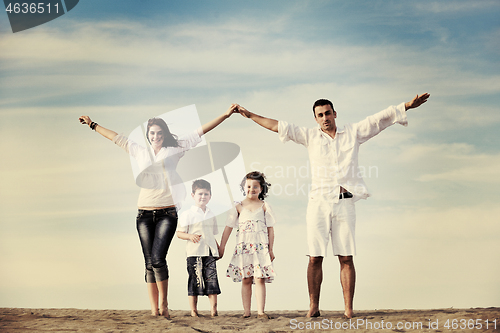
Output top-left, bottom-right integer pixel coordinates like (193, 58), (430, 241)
(1, 5), (499, 311)
(1, 19), (499, 107)
(415, 1), (500, 13)
(395, 143), (500, 184)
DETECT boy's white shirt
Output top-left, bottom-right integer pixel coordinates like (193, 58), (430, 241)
(177, 205), (219, 257)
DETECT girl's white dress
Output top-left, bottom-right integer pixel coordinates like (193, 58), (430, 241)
(226, 201), (276, 283)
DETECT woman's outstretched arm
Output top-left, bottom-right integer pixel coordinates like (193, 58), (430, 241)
(79, 116), (118, 141)
(200, 104), (239, 135)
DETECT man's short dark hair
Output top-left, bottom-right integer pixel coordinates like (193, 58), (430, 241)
(192, 179), (211, 194)
(312, 99), (335, 117)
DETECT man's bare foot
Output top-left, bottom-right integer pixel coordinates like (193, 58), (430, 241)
(191, 310), (199, 317)
(343, 310), (354, 319)
(306, 308), (320, 318)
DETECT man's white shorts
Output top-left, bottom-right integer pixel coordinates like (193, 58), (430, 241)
(306, 196), (356, 257)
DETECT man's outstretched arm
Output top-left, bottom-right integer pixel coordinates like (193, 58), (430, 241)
(238, 105), (279, 132)
(405, 93), (430, 111)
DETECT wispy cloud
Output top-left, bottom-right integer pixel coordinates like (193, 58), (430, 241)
(2, 19), (499, 108)
(1, 1), (499, 311)
(396, 143), (500, 183)
(415, 1), (500, 13)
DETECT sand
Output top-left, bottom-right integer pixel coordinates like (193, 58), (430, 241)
(1, 307), (499, 332)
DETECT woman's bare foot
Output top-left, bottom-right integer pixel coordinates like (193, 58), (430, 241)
(191, 310), (199, 317)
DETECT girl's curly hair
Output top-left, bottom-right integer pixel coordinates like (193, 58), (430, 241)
(240, 171), (271, 200)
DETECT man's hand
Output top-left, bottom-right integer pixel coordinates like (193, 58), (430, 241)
(237, 105), (252, 118)
(405, 93), (430, 110)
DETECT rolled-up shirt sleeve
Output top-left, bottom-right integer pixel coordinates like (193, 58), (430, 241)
(112, 134), (143, 158)
(177, 211), (189, 232)
(177, 129), (202, 151)
(278, 120), (310, 146)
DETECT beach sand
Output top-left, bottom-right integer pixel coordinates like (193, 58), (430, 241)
(1, 307), (499, 332)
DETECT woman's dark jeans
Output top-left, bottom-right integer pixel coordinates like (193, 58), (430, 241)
(136, 207), (178, 283)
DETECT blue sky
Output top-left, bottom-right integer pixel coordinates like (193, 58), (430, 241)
(1, 0), (499, 312)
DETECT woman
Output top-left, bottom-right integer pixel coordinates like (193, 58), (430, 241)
(78, 104), (238, 317)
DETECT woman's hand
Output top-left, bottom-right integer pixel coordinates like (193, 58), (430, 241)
(224, 103), (239, 118)
(269, 250), (275, 262)
(79, 115), (92, 126)
(78, 117), (117, 140)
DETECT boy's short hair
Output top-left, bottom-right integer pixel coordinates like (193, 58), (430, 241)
(192, 179), (211, 194)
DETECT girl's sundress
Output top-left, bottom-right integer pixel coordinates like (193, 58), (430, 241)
(226, 201), (276, 283)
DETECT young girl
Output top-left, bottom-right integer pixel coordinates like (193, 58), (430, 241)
(219, 171), (276, 319)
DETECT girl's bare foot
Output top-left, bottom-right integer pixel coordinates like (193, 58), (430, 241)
(159, 307), (170, 319)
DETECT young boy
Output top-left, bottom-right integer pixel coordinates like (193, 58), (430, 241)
(177, 179), (221, 317)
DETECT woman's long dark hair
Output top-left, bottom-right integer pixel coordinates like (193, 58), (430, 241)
(146, 118), (179, 148)
(240, 171), (271, 200)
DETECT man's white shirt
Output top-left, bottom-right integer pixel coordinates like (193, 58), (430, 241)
(277, 103), (408, 203)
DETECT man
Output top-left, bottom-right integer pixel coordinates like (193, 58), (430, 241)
(237, 93), (430, 319)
